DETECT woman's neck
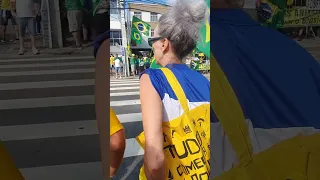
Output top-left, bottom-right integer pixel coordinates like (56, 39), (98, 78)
(160, 54), (182, 67)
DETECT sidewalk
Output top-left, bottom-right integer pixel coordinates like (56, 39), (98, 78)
(295, 38), (320, 50)
(0, 36), (94, 59)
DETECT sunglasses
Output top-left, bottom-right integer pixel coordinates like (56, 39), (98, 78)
(148, 37), (164, 47)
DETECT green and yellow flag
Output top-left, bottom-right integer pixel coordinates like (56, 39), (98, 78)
(131, 27), (142, 44)
(132, 16), (151, 36)
(196, 0), (210, 57)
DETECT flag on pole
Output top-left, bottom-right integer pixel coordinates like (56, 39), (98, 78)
(131, 27), (142, 44)
(196, 0), (210, 57)
(132, 16), (151, 36)
(257, 0), (286, 28)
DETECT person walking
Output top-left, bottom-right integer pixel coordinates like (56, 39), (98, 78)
(129, 54), (136, 76)
(65, 0), (83, 48)
(81, 0), (92, 42)
(35, 0), (41, 36)
(137, 0), (210, 179)
(114, 54), (122, 79)
(0, 0), (18, 42)
(110, 54), (114, 76)
(138, 55), (145, 74)
(92, 0), (108, 36)
(15, 0), (40, 55)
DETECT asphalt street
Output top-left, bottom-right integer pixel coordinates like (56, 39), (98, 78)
(0, 55), (104, 180)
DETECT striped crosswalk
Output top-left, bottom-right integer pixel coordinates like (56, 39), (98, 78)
(110, 78), (144, 180)
(0, 55), (143, 180)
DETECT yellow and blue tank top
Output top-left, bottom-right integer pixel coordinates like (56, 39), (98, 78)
(140, 63), (210, 122)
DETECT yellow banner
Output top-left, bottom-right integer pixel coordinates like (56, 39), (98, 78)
(284, 8), (320, 27)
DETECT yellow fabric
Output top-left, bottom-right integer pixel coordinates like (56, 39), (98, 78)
(210, 53), (320, 180)
(210, 54), (253, 165)
(0, 141), (24, 180)
(136, 68), (210, 180)
(1, 0), (11, 10)
(110, 57), (114, 66)
(110, 108), (123, 136)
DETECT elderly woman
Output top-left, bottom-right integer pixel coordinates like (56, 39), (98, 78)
(139, 0), (210, 179)
(210, 0), (320, 178)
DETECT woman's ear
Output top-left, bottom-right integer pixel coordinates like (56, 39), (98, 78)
(161, 38), (170, 52)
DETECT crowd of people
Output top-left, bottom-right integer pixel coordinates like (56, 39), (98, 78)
(62, 0), (108, 48)
(0, 0), (109, 54)
(0, 0), (41, 55)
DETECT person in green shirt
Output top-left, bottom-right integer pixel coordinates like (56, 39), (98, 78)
(134, 55), (139, 75)
(65, 0), (83, 48)
(145, 56), (151, 69)
(92, 0), (108, 35)
(129, 54), (136, 76)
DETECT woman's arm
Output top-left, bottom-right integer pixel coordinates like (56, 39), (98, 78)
(140, 74), (166, 180)
(109, 108), (126, 177)
(110, 129), (125, 176)
(94, 39), (111, 179)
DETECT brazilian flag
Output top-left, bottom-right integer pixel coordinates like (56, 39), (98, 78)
(258, 0), (286, 28)
(131, 27), (142, 44)
(132, 16), (151, 36)
(196, 0), (210, 57)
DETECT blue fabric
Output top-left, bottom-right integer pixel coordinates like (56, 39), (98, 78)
(210, 9), (320, 129)
(93, 31), (110, 58)
(139, 64), (210, 103)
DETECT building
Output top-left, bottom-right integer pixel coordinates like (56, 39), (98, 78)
(110, 0), (123, 55)
(128, 2), (168, 54)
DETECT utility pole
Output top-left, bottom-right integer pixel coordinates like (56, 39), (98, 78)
(119, 0), (130, 77)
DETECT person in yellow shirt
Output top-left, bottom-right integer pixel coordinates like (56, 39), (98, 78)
(0, 0), (19, 42)
(95, 36), (126, 179)
(110, 54), (114, 75)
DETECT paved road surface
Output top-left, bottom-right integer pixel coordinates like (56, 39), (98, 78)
(0, 55), (105, 180)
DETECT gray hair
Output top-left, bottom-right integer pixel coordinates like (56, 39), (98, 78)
(225, 0), (245, 8)
(158, 0), (208, 59)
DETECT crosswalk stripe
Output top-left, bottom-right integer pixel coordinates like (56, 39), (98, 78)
(110, 83), (140, 87)
(0, 79), (139, 90)
(110, 83), (140, 86)
(0, 56), (94, 63)
(110, 79), (140, 82)
(0, 79), (94, 90)
(110, 91), (140, 96)
(110, 86), (139, 90)
(0, 114), (142, 141)
(0, 56), (145, 179)
(0, 68), (95, 76)
(19, 162), (103, 180)
(0, 61), (95, 69)
(0, 96), (141, 109)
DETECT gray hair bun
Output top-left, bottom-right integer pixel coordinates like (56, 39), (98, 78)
(158, 0), (208, 59)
